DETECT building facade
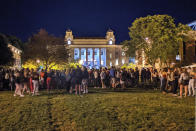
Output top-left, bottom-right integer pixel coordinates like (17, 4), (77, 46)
(65, 29), (129, 68)
(8, 43), (22, 69)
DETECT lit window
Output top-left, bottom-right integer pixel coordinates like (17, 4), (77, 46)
(122, 59), (125, 64)
(115, 59), (118, 65)
(87, 51), (90, 55)
(81, 51), (84, 55)
(109, 40), (112, 45)
(101, 60), (104, 65)
(110, 62), (112, 66)
(176, 55), (181, 61)
(67, 39), (71, 45)
(110, 53), (112, 58)
(122, 52), (125, 56)
(94, 51), (97, 55)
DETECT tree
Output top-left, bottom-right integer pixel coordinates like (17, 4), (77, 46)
(0, 34), (14, 66)
(121, 40), (136, 57)
(23, 29), (69, 69)
(6, 35), (24, 50)
(124, 15), (191, 67)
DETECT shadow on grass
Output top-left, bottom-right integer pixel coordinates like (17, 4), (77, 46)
(35, 88), (159, 97)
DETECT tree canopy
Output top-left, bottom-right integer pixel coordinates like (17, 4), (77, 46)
(23, 29), (69, 69)
(0, 34), (14, 66)
(123, 15), (191, 67)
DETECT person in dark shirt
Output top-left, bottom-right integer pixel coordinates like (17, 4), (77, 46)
(75, 66), (82, 95)
(70, 68), (76, 94)
(22, 71), (30, 94)
(14, 71), (24, 97)
(81, 66), (89, 93)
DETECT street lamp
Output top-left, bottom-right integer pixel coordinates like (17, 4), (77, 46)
(36, 59), (40, 64)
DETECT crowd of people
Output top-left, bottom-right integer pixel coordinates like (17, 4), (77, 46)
(0, 66), (195, 98)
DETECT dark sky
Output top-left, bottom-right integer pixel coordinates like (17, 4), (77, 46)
(0, 0), (196, 43)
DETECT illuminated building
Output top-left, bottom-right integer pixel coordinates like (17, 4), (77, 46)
(65, 29), (129, 68)
(8, 43), (22, 69)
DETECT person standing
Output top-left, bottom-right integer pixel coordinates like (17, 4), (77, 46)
(82, 66), (89, 93)
(152, 69), (158, 90)
(94, 69), (99, 88)
(134, 67), (139, 87)
(179, 68), (189, 98)
(14, 71), (24, 97)
(173, 68), (179, 95)
(100, 68), (106, 89)
(46, 71), (52, 93)
(160, 68), (167, 94)
(188, 68), (196, 96)
(22, 71), (30, 95)
(64, 69), (71, 93)
(109, 66), (115, 88)
(167, 68), (174, 92)
(39, 69), (45, 89)
(29, 69), (34, 93)
(32, 72), (39, 96)
(120, 69), (126, 89)
(75, 66), (82, 95)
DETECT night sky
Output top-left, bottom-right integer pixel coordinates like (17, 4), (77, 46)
(0, 0), (196, 43)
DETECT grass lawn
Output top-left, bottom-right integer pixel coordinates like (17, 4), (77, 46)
(0, 88), (195, 131)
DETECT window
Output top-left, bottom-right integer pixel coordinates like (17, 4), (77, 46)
(109, 38), (113, 45)
(94, 60), (97, 65)
(176, 55), (181, 61)
(87, 51), (90, 55)
(74, 52), (78, 56)
(115, 59), (118, 65)
(122, 52), (125, 56)
(110, 53), (112, 58)
(122, 59), (125, 64)
(110, 62), (112, 66)
(81, 51), (84, 55)
(67, 40), (71, 45)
